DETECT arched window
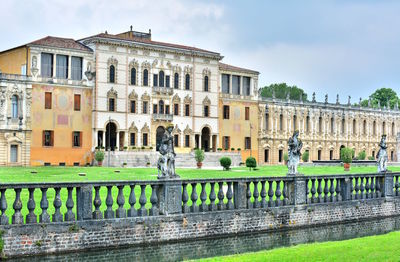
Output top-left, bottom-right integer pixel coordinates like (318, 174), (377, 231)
(341, 118), (345, 134)
(159, 100), (164, 114)
(159, 71), (165, 87)
(353, 119), (356, 135)
(204, 75), (209, 92)
(130, 68), (136, 85)
(373, 121), (376, 135)
(318, 117), (322, 133)
(109, 65), (115, 83)
(174, 73), (179, 89)
(330, 117), (334, 133)
(279, 114), (283, 131)
(143, 69), (149, 86)
(185, 74), (190, 90)
(392, 122), (395, 136)
(382, 122), (386, 134)
(293, 115), (297, 130)
(11, 95), (18, 119)
(306, 116), (310, 133)
(363, 120), (367, 135)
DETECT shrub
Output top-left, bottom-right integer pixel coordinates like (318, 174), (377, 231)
(194, 149), (205, 163)
(302, 151), (309, 162)
(231, 148), (235, 151)
(283, 153), (289, 162)
(94, 151), (105, 162)
(219, 157), (232, 171)
(357, 150), (366, 160)
(217, 148), (222, 151)
(141, 146), (145, 149)
(237, 148), (241, 151)
(340, 147), (353, 164)
(368, 156), (375, 160)
(246, 157), (257, 171)
(149, 146), (153, 149)
(131, 146), (136, 150)
(123, 146), (128, 150)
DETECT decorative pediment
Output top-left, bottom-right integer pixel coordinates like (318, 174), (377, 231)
(129, 90), (138, 99)
(107, 57), (118, 66)
(203, 96), (211, 106)
(129, 121), (138, 132)
(107, 87), (117, 98)
(184, 65), (193, 74)
(184, 95), (192, 104)
(183, 125), (193, 135)
(172, 94), (181, 103)
(141, 91), (150, 101)
(129, 59), (139, 69)
(141, 123), (150, 133)
(172, 124), (181, 134)
(152, 59), (158, 68)
(202, 67), (211, 76)
(173, 64), (182, 73)
(141, 61), (151, 69)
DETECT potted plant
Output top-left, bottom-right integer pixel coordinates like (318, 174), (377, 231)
(146, 161), (151, 167)
(123, 146), (128, 151)
(237, 148), (241, 152)
(283, 153), (289, 165)
(302, 151), (309, 163)
(217, 148), (222, 152)
(94, 150), (105, 166)
(341, 147), (353, 171)
(357, 150), (366, 160)
(231, 147), (235, 152)
(194, 148), (205, 168)
(123, 162), (127, 167)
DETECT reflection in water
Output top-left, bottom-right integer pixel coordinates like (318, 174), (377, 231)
(10, 216), (400, 262)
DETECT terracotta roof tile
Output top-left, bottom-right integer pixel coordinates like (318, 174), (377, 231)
(219, 62), (259, 74)
(28, 36), (92, 52)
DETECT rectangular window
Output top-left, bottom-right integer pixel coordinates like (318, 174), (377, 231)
(245, 137), (251, 149)
(318, 150), (322, 160)
(221, 74), (230, 94)
(130, 133), (136, 146)
(10, 145), (18, 163)
(278, 150), (283, 163)
(21, 64), (26, 75)
(109, 98), (115, 111)
(204, 106), (209, 117)
(71, 56), (82, 80)
(329, 150), (333, 160)
(73, 131), (82, 147)
(174, 134), (179, 147)
(185, 135), (190, 147)
(165, 105), (170, 115)
(143, 101), (148, 114)
(130, 100), (136, 113)
(45, 92), (52, 109)
(166, 75), (170, 88)
(153, 104), (158, 114)
(223, 105), (230, 119)
(174, 104), (179, 116)
(74, 94), (81, 111)
(264, 149), (269, 163)
(223, 136), (230, 150)
(41, 53), (53, 77)
(43, 130), (54, 147)
(142, 133), (148, 146)
(153, 74), (158, 86)
(243, 76), (251, 96)
(56, 54), (68, 79)
(232, 75), (240, 95)
(245, 107), (250, 120)
(185, 104), (190, 116)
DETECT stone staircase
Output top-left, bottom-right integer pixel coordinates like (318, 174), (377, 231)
(102, 151), (243, 168)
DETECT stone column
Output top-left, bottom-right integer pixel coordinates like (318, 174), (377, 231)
(384, 173), (394, 197)
(68, 56), (72, 79)
(234, 181), (247, 209)
(288, 176), (307, 205)
(53, 55), (57, 77)
(76, 185), (93, 220)
(116, 132), (120, 150)
(102, 131), (105, 148)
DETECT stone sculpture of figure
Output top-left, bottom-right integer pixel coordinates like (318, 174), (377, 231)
(348, 96), (351, 105)
(336, 94), (339, 104)
(286, 91), (290, 101)
(157, 125), (178, 179)
(272, 89), (276, 99)
(377, 135), (388, 173)
(325, 94), (328, 104)
(312, 92), (316, 102)
(287, 130), (303, 175)
(368, 97), (372, 107)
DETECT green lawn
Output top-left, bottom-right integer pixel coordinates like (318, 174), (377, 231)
(195, 230), (400, 262)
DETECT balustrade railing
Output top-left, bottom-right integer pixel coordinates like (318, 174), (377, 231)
(0, 172), (399, 225)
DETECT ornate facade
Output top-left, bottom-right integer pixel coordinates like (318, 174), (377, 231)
(258, 96), (400, 164)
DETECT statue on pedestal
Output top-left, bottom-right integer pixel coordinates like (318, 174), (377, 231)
(287, 130), (303, 175)
(157, 125), (179, 179)
(377, 134), (388, 173)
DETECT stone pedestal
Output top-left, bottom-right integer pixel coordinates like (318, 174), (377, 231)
(288, 175), (307, 205)
(234, 181), (247, 209)
(77, 185), (93, 220)
(384, 172), (394, 197)
(158, 179), (182, 215)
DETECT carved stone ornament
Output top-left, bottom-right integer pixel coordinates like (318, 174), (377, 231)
(30, 56), (38, 76)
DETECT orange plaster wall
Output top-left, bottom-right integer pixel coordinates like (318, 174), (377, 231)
(0, 47), (29, 75)
(30, 84), (92, 166)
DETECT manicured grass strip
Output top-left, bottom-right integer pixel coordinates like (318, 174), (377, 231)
(194, 230), (400, 262)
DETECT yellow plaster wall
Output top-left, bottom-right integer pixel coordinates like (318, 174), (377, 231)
(0, 47), (29, 75)
(218, 100), (259, 163)
(30, 84), (92, 166)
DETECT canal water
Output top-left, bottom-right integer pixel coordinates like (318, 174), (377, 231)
(9, 216), (400, 261)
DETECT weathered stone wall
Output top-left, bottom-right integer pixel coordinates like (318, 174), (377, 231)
(2, 197), (400, 258)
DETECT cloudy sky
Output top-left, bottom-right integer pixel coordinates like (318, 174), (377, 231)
(2, 0), (400, 102)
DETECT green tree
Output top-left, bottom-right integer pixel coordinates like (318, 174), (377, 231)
(360, 88), (399, 109)
(260, 83), (308, 101)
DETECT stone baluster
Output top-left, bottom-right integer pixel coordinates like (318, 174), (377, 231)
(53, 187), (63, 222)
(370, 177), (375, 198)
(138, 185), (147, 216)
(317, 179), (323, 203)
(12, 188), (23, 224)
(190, 183), (199, 212)
(182, 183), (189, 213)
(26, 188), (37, 224)
(354, 177), (360, 200)
(246, 182), (252, 208)
(376, 178), (381, 198)
(149, 185), (159, 216)
(199, 183), (207, 212)
(282, 181), (288, 206)
(365, 177), (370, 199)
(64, 187), (75, 221)
(275, 180), (281, 207)
(93, 186), (103, 219)
(350, 177), (354, 200)
(217, 182), (224, 210)
(253, 181), (259, 208)
(268, 181), (274, 207)
(104, 186), (114, 218)
(360, 177), (365, 199)
(311, 179), (317, 203)
(395, 176), (399, 196)
(335, 179), (341, 202)
(116, 185), (126, 218)
(209, 182), (217, 211)
(323, 178), (329, 202)
(0, 189), (8, 225)
(329, 179), (335, 202)
(260, 180), (267, 208)
(306, 180), (310, 204)
(39, 188), (50, 223)
(226, 182), (233, 210)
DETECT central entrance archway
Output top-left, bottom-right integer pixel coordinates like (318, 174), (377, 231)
(156, 126), (165, 151)
(201, 127), (210, 152)
(105, 122), (117, 151)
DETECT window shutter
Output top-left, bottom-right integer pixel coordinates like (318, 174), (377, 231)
(80, 132), (82, 147)
(50, 131), (54, 146)
(42, 131), (45, 146)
